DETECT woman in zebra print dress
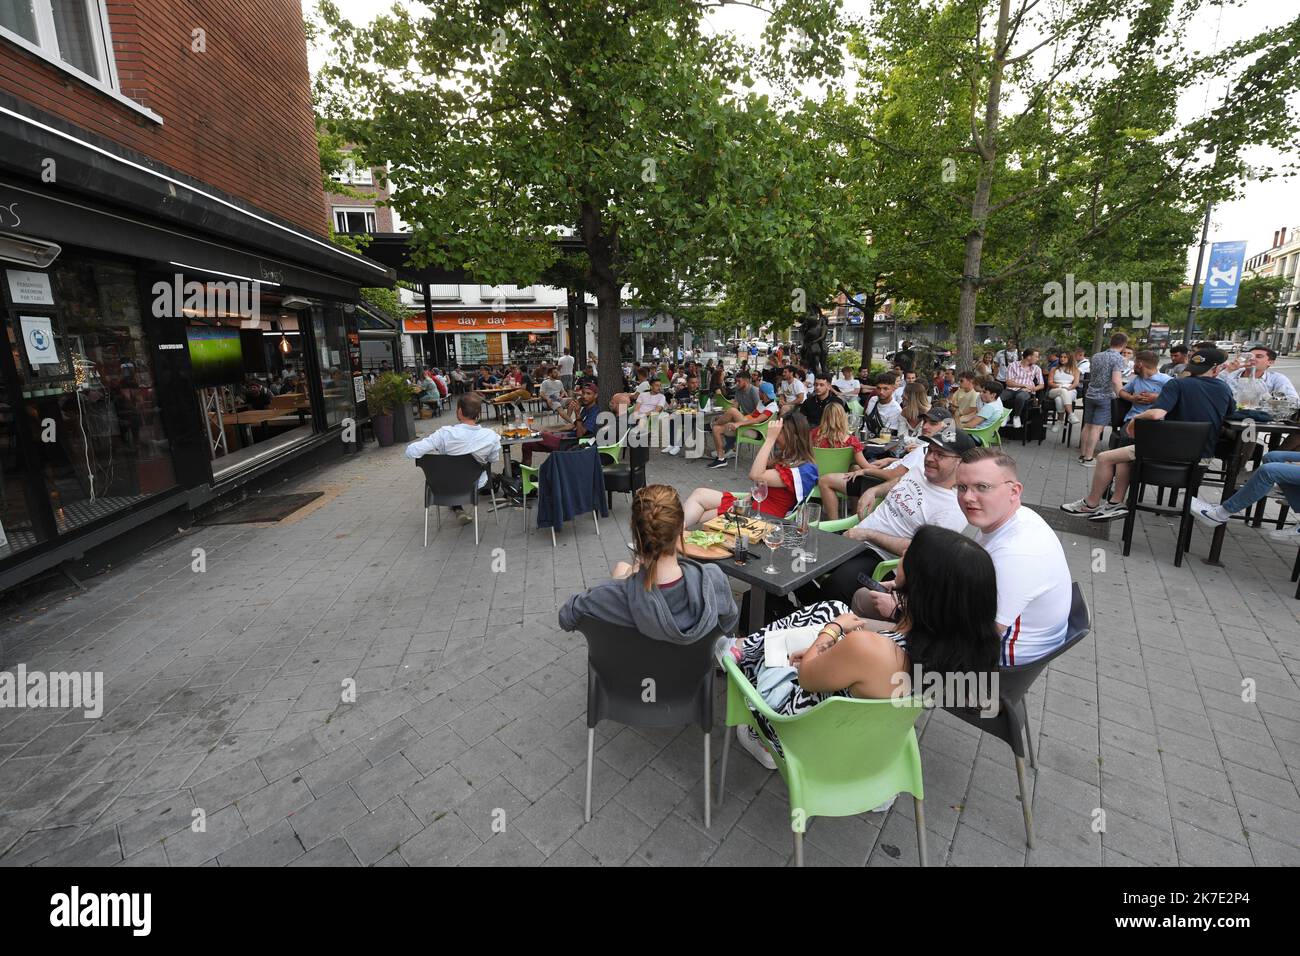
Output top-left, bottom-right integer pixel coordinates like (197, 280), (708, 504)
(729, 526), (1001, 768)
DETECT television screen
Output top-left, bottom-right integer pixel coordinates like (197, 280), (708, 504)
(186, 326), (244, 388)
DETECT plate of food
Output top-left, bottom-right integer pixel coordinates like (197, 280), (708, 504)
(678, 529), (732, 560)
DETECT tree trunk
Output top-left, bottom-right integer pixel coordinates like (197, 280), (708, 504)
(861, 287), (876, 366)
(955, 0), (1012, 371)
(594, 283), (623, 412)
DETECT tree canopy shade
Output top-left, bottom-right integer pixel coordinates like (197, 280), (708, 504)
(313, 0), (844, 404)
(846, 0), (1300, 368)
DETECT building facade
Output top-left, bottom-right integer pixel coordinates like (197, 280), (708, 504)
(1242, 225), (1300, 353)
(0, 0), (392, 591)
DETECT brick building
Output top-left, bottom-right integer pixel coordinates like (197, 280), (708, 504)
(0, 0), (393, 592)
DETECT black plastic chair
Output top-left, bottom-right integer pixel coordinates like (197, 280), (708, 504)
(603, 442), (649, 510)
(575, 616), (720, 828)
(1106, 397), (1132, 450)
(942, 582), (1091, 847)
(416, 453), (498, 547)
(1121, 419), (1213, 567)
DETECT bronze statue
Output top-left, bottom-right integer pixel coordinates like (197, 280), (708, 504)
(799, 310), (829, 377)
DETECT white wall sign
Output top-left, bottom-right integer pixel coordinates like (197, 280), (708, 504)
(6, 270), (54, 306)
(19, 315), (60, 365)
(353, 375), (366, 403)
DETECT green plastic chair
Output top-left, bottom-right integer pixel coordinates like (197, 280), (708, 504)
(733, 418), (771, 470)
(718, 655), (928, 866)
(809, 446), (854, 506)
(519, 464), (557, 547)
(847, 399), (864, 417)
(710, 393), (734, 411)
(816, 515), (859, 533)
(966, 406), (1012, 447)
(872, 558), (900, 581)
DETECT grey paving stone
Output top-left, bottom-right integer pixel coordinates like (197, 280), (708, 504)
(458, 828), (546, 867)
(116, 792), (197, 856)
(342, 796), (422, 865)
(234, 774), (314, 835)
(513, 789), (586, 857)
(637, 815), (718, 867)
(350, 752), (423, 811)
(217, 819), (305, 867)
(256, 732), (327, 782)
(288, 836), (360, 867)
(33, 826), (123, 867)
(286, 786), (369, 850)
(399, 813), (482, 866)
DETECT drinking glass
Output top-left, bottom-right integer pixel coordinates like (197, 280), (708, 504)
(750, 480), (768, 508)
(801, 502), (820, 563)
(763, 522), (785, 575)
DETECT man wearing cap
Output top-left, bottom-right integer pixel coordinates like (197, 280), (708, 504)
(811, 428), (974, 605)
(798, 370), (846, 427)
(817, 407), (957, 520)
(1062, 348), (1235, 521)
(706, 374), (777, 468)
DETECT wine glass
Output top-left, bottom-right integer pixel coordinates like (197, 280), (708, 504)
(750, 480), (768, 511)
(763, 522), (785, 575)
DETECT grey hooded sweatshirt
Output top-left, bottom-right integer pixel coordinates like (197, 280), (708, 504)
(558, 558), (739, 643)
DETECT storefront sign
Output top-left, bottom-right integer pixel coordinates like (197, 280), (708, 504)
(19, 315), (60, 365)
(619, 314), (675, 333)
(6, 270), (54, 306)
(402, 311), (556, 334)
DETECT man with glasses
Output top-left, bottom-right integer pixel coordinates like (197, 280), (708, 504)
(811, 429), (974, 606)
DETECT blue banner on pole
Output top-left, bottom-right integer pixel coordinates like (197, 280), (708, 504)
(1199, 240), (1248, 309)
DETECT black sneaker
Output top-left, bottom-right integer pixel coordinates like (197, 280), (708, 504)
(707, 456), (731, 469)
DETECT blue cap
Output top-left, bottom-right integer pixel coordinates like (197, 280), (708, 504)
(760, 381), (776, 399)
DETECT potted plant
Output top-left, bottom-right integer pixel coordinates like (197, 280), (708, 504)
(365, 372), (413, 447)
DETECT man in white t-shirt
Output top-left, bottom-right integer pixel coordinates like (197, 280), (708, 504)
(405, 393), (502, 525)
(778, 366), (808, 414)
(816, 429), (974, 605)
(631, 378), (668, 421)
(955, 446), (1072, 665)
(832, 364), (861, 402)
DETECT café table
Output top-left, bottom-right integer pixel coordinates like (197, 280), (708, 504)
(709, 524), (871, 634)
(1205, 416), (1300, 565)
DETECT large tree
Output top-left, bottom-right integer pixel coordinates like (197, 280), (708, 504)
(850, 0), (1300, 368)
(313, 0), (842, 405)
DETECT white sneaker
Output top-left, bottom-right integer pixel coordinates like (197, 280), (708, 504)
(1060, 498), (1097, 514)
(1051, 422), (1060, 432)
(1088, 501), (1128, 521)
(663, 445), (680, 456)
(1011, 416), (1022, 429)
(736, 725), (777, 770)
(1269, 525), (1300, 543)
(1191, 497), (1229, 528)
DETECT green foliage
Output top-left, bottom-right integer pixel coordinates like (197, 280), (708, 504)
(360, 286), (403, 318)
(365, 372), (412, 415)
(831, 348), (862, 373)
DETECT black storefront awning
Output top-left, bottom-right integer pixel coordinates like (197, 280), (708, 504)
(0, 93), (393, 295)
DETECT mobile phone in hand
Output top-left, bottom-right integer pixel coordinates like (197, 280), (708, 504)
(856, 574), (888, 592)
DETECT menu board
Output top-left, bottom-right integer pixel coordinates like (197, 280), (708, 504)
(353, 375), (366, 404)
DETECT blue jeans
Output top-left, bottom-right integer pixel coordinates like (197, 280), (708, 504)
(1221, 451), (1300, 514)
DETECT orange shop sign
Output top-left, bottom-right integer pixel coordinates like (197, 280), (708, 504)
(403, 311), (556, 334)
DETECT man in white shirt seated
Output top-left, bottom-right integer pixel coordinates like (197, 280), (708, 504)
(404, 393), (501, 525)
(631, 377), (668, 422)
(778, 366), (808, 415)
(954, 447), (1072, 665)
(832, 364), (861, 402)
(812, 429), (974, 605)
(1215, 345), (1299, 402)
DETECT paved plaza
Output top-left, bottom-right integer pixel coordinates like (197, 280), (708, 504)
(1, 399), (1299, 867)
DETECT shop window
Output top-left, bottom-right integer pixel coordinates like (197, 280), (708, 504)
(311, 305), (354, 427)
(6, 260), (177, 534)
(0, 354), (46, 559)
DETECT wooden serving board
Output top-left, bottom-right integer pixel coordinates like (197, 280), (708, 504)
(678, 534), (732, 561)
(702, 515), (774, 540)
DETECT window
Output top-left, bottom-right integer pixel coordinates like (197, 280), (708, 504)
(333, 207), (376, 234)
(1, 0), (115, 85)
(328, 159), (373, 186)
(426, 284), (461, 301)
(478, 284), (535, 301)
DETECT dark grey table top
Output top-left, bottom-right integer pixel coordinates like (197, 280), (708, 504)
(712, 525), (870, 597)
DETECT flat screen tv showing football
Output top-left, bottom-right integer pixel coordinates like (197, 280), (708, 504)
(186, 326), (244, 388)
